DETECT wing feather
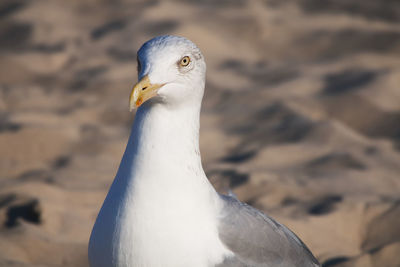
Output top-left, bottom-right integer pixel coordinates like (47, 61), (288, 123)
(217, 195), (320, 267)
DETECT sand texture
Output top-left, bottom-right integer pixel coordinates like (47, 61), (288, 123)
(0, 0), (400, 266)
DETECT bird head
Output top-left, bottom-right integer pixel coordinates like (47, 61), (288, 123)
(129, 35), (206, 111)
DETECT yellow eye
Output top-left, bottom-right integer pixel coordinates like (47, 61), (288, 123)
(179, 56), (191, 67)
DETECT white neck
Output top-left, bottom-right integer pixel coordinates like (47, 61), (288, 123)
(89, 100), (230, 267)
(117, 101), (217, 210)
(121, 101), (204, 189)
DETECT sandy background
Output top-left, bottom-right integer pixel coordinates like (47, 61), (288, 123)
(0, 0), (400, 266)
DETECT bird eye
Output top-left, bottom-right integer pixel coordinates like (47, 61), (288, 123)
(179, 56), (191, 67)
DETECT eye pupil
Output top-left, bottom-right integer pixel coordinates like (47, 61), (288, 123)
(137, 56), (141, 73)
(180, 56), (190, 66)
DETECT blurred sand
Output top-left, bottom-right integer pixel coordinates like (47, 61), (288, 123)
(0, 0), (400, 266)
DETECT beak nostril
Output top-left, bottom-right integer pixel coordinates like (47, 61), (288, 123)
(142, 86), (148, 91)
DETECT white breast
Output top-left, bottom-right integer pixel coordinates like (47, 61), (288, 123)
(89, 170), (231, 267)
(88, 104), (232, 267)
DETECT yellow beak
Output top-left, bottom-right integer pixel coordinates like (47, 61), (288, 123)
(129, 75), (164, 111)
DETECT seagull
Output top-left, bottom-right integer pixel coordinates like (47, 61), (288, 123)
(88, 35), (320, 267)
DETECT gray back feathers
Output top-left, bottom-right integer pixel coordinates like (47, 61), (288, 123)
(217, 195), (320, 267)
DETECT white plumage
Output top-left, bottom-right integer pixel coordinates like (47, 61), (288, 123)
(88, 35), (320, 267)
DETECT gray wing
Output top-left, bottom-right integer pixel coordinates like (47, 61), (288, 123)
(217, 194), (320, 267)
